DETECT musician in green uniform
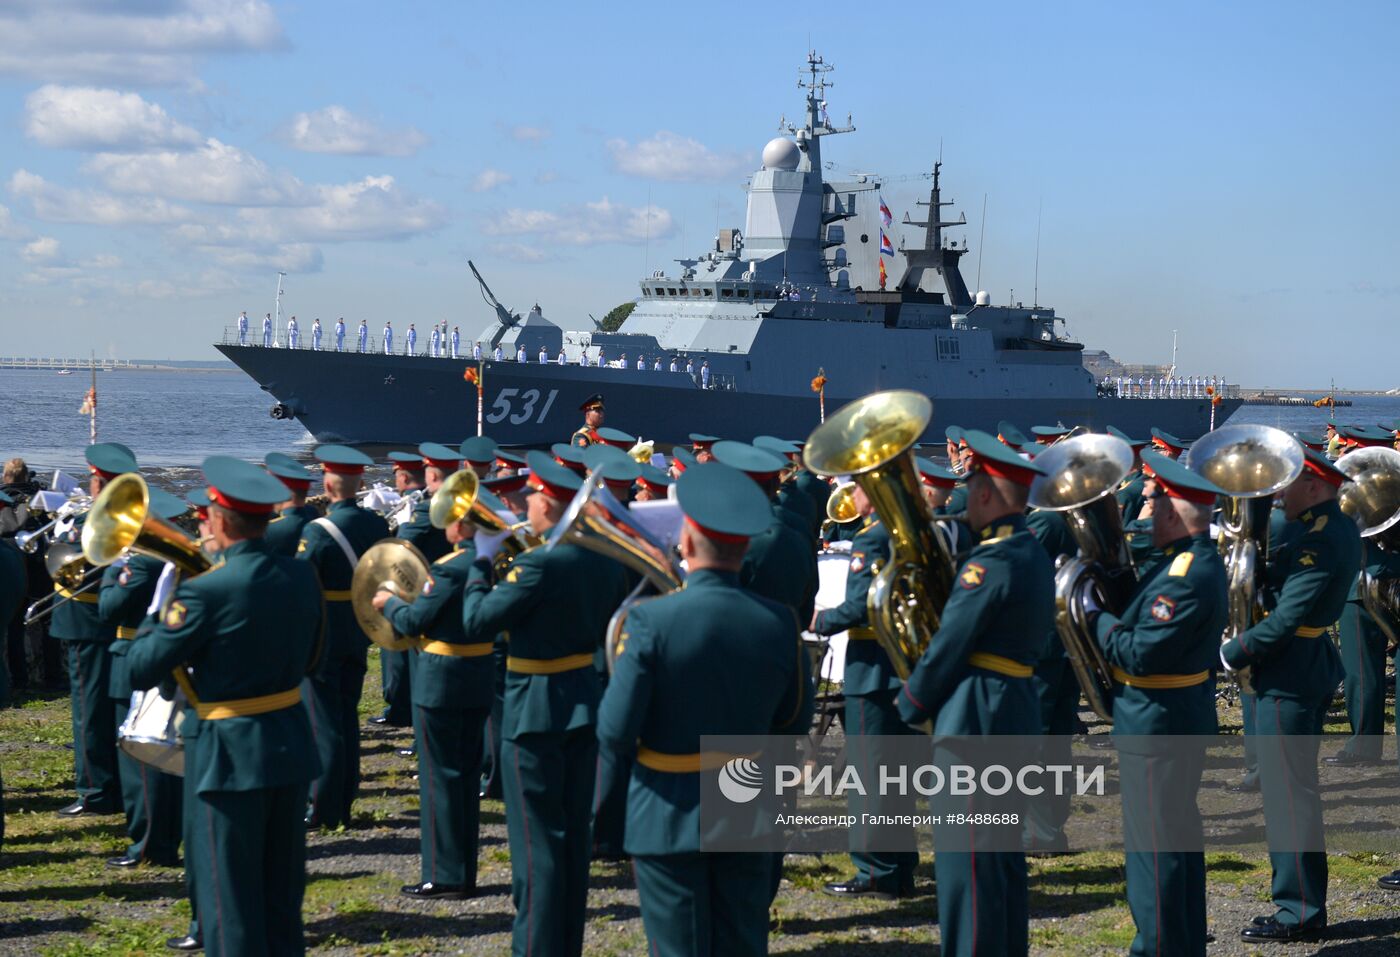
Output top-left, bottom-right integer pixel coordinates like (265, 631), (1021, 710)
(297, 445), (390, 829)
(1327, 431), (1398, 767)
(52, 442), (135, 816)
(460, 436), (500, 480)
(126, 456), (322, 957)
(597, 461), (814, 956)
(1221, 448), (1359, 942)
(1022, 489), (1079, 854)
(98, 488), (188, 868)
(1089, 451), (1227, 956)
(460, 452), (633, 956)
(712, 441), (817, 624)
(755, 435), (824, 537)
(1030, 424), (1070, 446)
(1107, 426), (1149, 523)
(419, 443), (459, 495)
(996, 419), (1031, 453)
(262, 453), (318, 557)
(571, 393), (606, 447)
(1150, 427), (1189, 460)
(896, 430), (1054, 957)
(0, 510), (25, 851)
(372, 471), (495, 899)
(943, 427), (971, 514)
(811, 484), (919, 900)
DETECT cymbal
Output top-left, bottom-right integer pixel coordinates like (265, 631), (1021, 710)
(352, 539), (430, 652)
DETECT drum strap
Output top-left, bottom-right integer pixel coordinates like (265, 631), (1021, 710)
(311, 517), (360, 574)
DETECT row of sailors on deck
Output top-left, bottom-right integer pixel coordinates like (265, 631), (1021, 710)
(1105, 374), (1225, 398)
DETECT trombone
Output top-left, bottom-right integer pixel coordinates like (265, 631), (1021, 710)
(23, 541), (103, 624)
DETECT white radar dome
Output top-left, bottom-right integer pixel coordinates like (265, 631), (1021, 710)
(762, 137), (800, 171)
(975, 290), (991, 306)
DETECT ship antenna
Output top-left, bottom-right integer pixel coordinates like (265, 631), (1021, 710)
(1032, 198), (1042, 308)
(644, 186), (652, 276)
(975, 194), (987, 293)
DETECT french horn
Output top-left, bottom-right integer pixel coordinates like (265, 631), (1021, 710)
(1028, 433), (1137, 721)
(804, 390), (954, 682)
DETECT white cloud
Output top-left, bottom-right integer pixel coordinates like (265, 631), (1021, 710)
(471, 168), (513, 192)
(483, 196), (674, 246)
(198, 242), (324, 273)
(21, 236), (61, 263)
(9, 169), (193, 226)
(237, 175), (447, 243)
(500, 122), (550, 144)
(85, 139), (306, 206)
(485, 242), (550, 263)
(0, 1), (285, 86)
(606, 131), (751, 182)
(24, 85), (202, 151)
(279, 105), (427, 157)
(0, 204), (30, 240)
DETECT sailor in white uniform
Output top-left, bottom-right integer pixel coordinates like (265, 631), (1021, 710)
(406, 324), (417, 355)
(383, 322), (394, 354)
(357, 321), (368, 353)
(262, 313), (273, 347)
(287, 316), (300, 349)
(237, 311), (248, 345)
(451, 327), (461, 358)
(312, 318), (322, 351)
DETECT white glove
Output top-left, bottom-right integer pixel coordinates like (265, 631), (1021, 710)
(146, 562), (179, 616)
(1081, 588), (1104, 618)
(1219, 646), (1237, 674)
(475, 528), (512, 563)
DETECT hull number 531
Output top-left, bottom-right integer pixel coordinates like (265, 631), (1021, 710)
(485, 387), (559, 426)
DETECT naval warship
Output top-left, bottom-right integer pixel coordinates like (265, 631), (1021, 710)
(218, 52), (1239, 447)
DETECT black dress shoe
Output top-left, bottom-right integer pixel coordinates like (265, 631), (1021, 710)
(1378, 869), (1400, 890)
(368, 715), (389, 725)
(56, 799), (117, 817)
(400, 881), (471, 900)
(1240, 917), (1320, 942)
(165, 935), (203, 951)
(821, 876), (897, 901)
(106, 855), (141, 868)
(1324, 751), (1380, 767)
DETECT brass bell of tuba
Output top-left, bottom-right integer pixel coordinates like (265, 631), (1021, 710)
(824, 481), (860, 527)
(548, 472), (684, 671)
(1336, 446), (1400, 650)
(1184, 424), (1304, 694)
(83, 473), (210, 579)
(429, 468), (540, 576)
(1027, 433), (1137, 722)
(803, 390), (954, 682)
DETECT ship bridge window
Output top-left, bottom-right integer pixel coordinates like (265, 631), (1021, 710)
(721, 289), (733, 298)
(691, 289), (702, 297)
(668, 288), (678, 296)
(703, 288), (713, 297)
(936, 335), (961, 362)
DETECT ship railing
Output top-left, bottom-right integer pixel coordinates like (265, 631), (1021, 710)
(1101, 380), (1240, 400)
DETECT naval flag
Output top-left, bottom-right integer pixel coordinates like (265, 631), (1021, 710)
(879, 197), (893, 228)
(879, 230), (894, 257)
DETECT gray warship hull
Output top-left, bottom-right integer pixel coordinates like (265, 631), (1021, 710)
(216, 343), (1239, 447)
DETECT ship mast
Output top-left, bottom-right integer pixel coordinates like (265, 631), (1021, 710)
(896, 162), (972, 307)
(780, 50), (854, 173)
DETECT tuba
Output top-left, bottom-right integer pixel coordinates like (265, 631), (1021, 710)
(803, 390), (955, 681)
(1028, 433), (1137, 722)
(549, 472), (683, 670)
(1336, 447), (1400, 650)
(820, 481), (860, 539)
(1184, 424), (1304, 694)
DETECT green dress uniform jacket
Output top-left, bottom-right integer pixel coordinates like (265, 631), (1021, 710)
(49, 519), (121, 811)
(1023, 508), (1079, 854)
(1116, 469), (1146, 523)
(381, 496), (447, 726)
(460, 541), (632, 957)
(384, 542), (494, 889)
(263, 504), (319, 557)
(297, 498), (389, 829)
(571, 425), (599, 448)
(1336, 540), (1400, 760)
(100, 554), (181, 864)
(126, 538), (323, 957)
(788, 469), (827, 534)
(1221, 498), (1360, 932)
(1094, 533), (1226, 957)
(897, 514), (1053, 957)
(811, 516), (918, 892)
(596, 568), (813, 956)
(741, 505), (817, 624)
(0, 539), (25, 851)
(945, 483), (969, 515)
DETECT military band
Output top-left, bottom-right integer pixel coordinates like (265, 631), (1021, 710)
(7, 400), (1400, 957)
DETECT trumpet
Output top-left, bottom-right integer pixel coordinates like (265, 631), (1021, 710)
(1184, 424), (1304, 695)
(429, 470), (540, 576)
(804, 390), (955, 684)
(1027, 433), (1137, 721)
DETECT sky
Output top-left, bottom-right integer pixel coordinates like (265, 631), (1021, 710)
(0, 1), (1396, 388)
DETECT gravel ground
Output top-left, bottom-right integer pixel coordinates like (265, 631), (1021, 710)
(3, 681), (1400, 955)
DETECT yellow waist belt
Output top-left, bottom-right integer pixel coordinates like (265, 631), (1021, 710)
(419, 639), (494, 658)
(116, 626), (138, 640)
(636, 747), (755, 774)
(1295, 625), (1326, 638)
(322, 589), (352, 602)
(55, 585), (98, 604)
(1111, 666), (1210, 690)
(967, 652), (1033, 678)
(196, 686), (303, 721)
(506, 652), (594, 675)
(847, 626), (878, 640)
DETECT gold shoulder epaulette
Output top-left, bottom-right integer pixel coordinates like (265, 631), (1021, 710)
(1168, 552), (1194, 577)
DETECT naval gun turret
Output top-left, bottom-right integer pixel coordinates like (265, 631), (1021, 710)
(466, 260), (563, 358)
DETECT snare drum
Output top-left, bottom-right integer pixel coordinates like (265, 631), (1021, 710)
(118, 688), (186, 776)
